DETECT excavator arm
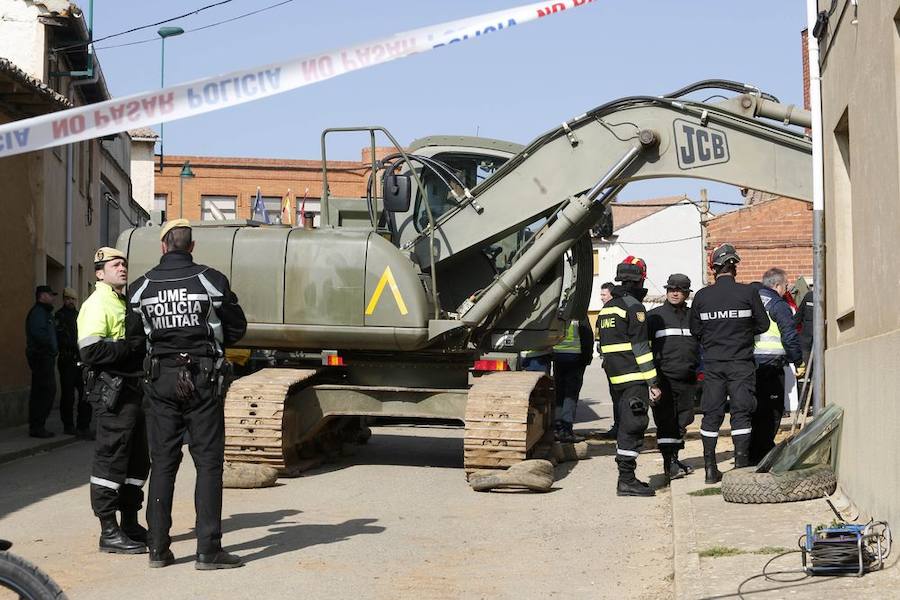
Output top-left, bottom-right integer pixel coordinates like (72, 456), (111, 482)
(410, 81), (812, 344)
(402, 83), (811, 268)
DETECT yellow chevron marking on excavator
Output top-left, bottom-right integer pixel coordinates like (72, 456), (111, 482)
(365, 266), (408, 316)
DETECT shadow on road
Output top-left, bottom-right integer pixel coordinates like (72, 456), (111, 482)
(168, 510), (385, 564)
(0, 441), (93, 520)
(312, 429), (464, 476)
(227, 516), (385, 563)
(170, 509), (304, 544)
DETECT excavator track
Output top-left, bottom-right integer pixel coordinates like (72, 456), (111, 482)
(463, 371), (553, 477)
(224, 368), (319, 469)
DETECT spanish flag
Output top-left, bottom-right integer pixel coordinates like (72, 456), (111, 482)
(281, 189), (293, 226)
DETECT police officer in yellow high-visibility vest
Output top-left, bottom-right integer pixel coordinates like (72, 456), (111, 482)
(77, 247), (149, 555)
(551, 316), (593, 442)
(749, 268), (803, 464)
(597, 257), (661, 497)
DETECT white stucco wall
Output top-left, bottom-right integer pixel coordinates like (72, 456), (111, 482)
(0, 1), (47, 78)
(589, 202), (702, 312)
(130, 141), (156, 213)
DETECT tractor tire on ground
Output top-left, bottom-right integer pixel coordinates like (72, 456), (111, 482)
(721, 464), (836, 504)
(0, 550), (67, 600)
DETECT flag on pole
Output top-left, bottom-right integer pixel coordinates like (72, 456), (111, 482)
(281, 189), (293, 226)
(299, 187), (309, 228)
(251, 187), (270, 224)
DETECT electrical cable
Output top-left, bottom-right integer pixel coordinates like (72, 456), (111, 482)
(53, 0), (238, 52)
(736, 550), (809, 600)
(93, 0), (296, 51)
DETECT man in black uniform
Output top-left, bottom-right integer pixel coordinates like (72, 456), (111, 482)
(56, 287), (90, 437)
(130, 219), (247, 570)
(647, 274), (699, 482)
(25, 285), (58, 438)
(78, 247), (150, 554)
(597, 256), (661, 497)
(689, 244), (769, 483)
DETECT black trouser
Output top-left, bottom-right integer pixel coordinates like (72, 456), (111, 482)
(749, 364), (785, 464)
(145, 357), (225, 554)
(652, 376), (696, 454)
(601, 359), (619, 430)
(90, 392), (150, 519)
(58, 356), (89, 431)
(553, 357), (585, 426)
(612, 383), (650, 481)
(27, 354), (56, 432)
(699, 359), (756, 445)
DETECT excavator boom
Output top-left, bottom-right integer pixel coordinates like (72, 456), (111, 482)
(400, 87), (811, 268)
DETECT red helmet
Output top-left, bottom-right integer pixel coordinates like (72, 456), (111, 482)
(616, 255), (647, 282)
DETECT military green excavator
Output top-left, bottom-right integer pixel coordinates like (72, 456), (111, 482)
(120, 80), (812, 477)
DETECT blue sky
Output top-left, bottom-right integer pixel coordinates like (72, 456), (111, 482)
(92, 0), (807, 207)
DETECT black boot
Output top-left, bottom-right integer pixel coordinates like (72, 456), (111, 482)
(149, 548), (175, 568)
(733, 434), (752, 469)
(661, 451), (676, 483)
(617, 476), (655, 497)
(121, 511), (148, 544)
(665, 451), (690, 481)
(702, 436), (722, 484)
(99, 517), (147, 554)
(195, 550), (244, 570)
(674, 453), (694, 476)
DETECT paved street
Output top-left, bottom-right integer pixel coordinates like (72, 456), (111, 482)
(0, 365), (674, 599)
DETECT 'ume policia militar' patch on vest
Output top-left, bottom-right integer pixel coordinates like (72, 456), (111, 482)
(142, 288), (205, 329)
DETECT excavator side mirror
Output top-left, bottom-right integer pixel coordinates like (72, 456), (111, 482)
(382, 174), (412, 213)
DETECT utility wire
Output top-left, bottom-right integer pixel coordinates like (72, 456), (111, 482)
(613, 199), (745, 208)
(53, 0), (238, 52)
(94, 0), (296, 51)
(615, 235), (701, 245)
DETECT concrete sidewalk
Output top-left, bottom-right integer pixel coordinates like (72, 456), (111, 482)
(0, 425), (84, 465)
(670, 430), (900, 599)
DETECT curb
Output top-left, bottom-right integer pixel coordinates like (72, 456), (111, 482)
(671, 475), (704, 600)
(0, 435), (81, 466)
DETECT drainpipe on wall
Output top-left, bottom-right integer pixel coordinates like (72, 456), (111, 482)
(806, 0), (826, 414)
(57, 0), (97, 287)
(66, 71), (99, 287)
(699, 188), (710, 285)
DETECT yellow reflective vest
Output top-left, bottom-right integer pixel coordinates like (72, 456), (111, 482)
(754, 313), (786, 357)
(553, 320), (581, 354)
(77, 281), (126, 349)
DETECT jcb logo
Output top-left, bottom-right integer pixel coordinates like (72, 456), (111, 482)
(674, 119), (729, 170)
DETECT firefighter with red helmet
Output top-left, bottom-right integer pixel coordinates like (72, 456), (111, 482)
(689, 244), (769, 483)
(596, 256), (661, 497)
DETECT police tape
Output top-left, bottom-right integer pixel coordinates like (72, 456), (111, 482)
(0, 0), (595, 159)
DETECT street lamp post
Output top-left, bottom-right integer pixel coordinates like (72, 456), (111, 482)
(157, 26), (184, 172)
(179, 161), (195, 219)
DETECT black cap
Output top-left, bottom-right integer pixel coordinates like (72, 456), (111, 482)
(35, 285), (57, 297)
(665, 273), (692, 291)
(615, 263), (644, 283)
(710, 243), (740, 267)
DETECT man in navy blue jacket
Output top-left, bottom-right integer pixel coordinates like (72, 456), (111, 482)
(749, 268), (803, 464)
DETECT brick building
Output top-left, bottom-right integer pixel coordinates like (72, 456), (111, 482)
(703, 195), (813, 285)
(154, 153), (376, 226)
